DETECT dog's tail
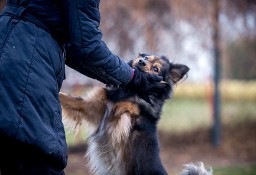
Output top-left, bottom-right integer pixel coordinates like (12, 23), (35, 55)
(180, 162), (213, 175)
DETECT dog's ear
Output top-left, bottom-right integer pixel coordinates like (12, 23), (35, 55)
(139, 53), (148, 57)
(170, 64), (189, 83)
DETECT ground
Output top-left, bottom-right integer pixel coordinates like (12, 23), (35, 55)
(64, 120), (256, 175)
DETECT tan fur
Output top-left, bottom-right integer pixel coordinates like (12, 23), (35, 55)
(108, 102), (140, 144)
(147, 55), (155, 61)
(112, 101), (140, 118)
(60, 87), (107, 127)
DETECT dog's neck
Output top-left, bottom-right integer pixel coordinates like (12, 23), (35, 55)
(105, 86), (167, 103)
(105, 86), (168, 121)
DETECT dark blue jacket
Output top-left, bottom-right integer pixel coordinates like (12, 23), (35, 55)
(0, 0), (132, 168)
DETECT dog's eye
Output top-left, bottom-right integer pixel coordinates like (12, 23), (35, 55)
(144, 56), (148, 60)
(153, 67), (159, 72)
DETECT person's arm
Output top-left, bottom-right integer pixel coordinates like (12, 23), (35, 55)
(62, 0), (133, 86)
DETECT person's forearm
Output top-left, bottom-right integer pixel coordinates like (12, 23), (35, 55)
(65, 41), (133, 86)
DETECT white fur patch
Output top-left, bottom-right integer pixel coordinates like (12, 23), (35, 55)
(85, 113), (132, 175)
(86, 141), (108, 175)
(86, 137), (126, 175)
(108, 113), (131, 144)
(180, 162), (213, 175)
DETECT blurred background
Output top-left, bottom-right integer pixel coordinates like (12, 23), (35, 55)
(1, 0), (256, 174)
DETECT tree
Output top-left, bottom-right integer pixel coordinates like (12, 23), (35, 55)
(224, 38), (256, 80)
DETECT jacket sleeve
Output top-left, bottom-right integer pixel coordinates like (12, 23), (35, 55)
(62, 0), (133, 86)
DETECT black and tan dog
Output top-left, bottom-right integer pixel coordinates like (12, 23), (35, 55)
(60, 54), (211, 175)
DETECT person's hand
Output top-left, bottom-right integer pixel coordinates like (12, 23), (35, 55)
(126, 67), (166, 95)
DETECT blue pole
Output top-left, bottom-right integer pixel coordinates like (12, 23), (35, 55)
(212, 0), (221, 147)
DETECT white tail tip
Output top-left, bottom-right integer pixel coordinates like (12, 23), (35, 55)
(180, 162), (213, 175)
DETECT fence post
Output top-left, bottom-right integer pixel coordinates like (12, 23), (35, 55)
(212, 0), (221, 147)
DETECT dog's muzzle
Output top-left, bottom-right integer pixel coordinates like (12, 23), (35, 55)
(138, 59), (146, 66)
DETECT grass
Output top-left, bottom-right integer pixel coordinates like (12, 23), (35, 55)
(213, 164), (256, 175)
(65, 125), (89, 146)
(159, 98), (211, 133)
(158, 97), (256, 133)
(221, 100), (256, 123)
(174, 81), (256, 101)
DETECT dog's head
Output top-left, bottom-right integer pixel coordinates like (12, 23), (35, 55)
(129, 53), (189, 98)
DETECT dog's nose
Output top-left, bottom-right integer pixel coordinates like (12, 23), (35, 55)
(138, 59), (146, 66)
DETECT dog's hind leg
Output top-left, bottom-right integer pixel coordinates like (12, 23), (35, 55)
(59, 87), (107, 127)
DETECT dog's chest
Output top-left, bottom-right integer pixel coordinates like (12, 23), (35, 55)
(86, 132), (128, 175)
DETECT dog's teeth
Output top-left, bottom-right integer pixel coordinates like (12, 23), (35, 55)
(160, 81), (167, 84)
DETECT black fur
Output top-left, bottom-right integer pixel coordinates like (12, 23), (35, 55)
(60, 54), (189, 175)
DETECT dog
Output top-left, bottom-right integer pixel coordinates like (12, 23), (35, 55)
(60, 53), (212, 175)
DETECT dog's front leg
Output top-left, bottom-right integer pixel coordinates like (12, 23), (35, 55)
(59, 87), (107, 127)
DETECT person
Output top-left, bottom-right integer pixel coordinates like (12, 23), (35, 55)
(0, 0), (165, 174)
